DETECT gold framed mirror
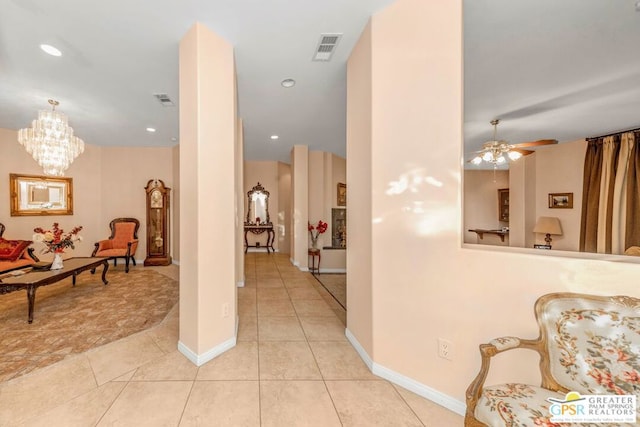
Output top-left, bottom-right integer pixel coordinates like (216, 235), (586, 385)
(10, 173), (73, 216)
(246, 182), (271, 225)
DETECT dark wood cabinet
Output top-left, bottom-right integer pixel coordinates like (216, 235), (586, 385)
(498, 188), (509, 222)
(144, 179), (172, 266)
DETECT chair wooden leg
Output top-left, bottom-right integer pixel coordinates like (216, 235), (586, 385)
(131, 256), (137, 266)
(125, 256), (130, 273)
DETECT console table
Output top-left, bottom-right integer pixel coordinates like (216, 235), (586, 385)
(244, 224), (275, 253)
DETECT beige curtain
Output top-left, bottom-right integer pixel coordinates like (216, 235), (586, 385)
(596, 137), (617, 253)
(580, 141), (603, 252)
(625, 133), (640, 249)
(580, 131), (638, 254)
(611, 133), (633, 253)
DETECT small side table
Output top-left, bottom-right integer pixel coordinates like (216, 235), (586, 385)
(308, 248), (321, 275)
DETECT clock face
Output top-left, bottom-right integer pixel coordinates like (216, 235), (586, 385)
(150, 189), (163, 208)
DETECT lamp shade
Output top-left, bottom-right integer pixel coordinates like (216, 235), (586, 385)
(533, 216), (562, 235)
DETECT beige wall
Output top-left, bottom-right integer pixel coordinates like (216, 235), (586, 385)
(179, 22), (237, 360)
(509, 155), (528, 247)
(347, 0), (640, 410)
(236, 119), (245, 285)
(277, 162), (291, 254)
(463, 170), (508, 245)
(172, 144), (180, 262)
(534, 139), (586, 251)
(290, 145), (309, 268)
(0, 128), (174, 263)
(346, 20), (373, 355)
(99, 146), (174, 261)
(308, 151), (325, 246)
(508, 140), (586, 251)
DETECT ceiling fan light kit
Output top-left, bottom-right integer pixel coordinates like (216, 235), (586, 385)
(470, 119), (556, 167)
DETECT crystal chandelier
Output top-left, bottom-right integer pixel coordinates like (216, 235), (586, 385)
(18, 99), (85, 176)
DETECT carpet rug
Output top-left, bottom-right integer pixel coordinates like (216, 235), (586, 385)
(313, 273), (346, 310)
(0, 268), (178, 382)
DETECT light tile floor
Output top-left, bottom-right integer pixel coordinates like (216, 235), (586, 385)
(0, 253), (463, 426)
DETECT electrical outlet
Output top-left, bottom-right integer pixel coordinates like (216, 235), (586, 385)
(438, 338), (453, 360)
(222, 303), (230, 318)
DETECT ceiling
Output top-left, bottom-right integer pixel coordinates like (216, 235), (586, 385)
(2, 1), (638, 165)
(0, 0), (393, 163)
(465, 0), (640, 167)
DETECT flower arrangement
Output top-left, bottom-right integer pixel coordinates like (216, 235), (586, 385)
(308, 220), (328, 249)
(33, 223), (83, 254)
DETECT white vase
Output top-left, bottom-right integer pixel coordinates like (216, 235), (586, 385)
(51, 253), (64, 270)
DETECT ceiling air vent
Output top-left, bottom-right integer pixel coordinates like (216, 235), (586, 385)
(153, 93), (175, 107)
(312, 33), (342, 62)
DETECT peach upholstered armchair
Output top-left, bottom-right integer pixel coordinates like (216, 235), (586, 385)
(92, 218), (140, 273)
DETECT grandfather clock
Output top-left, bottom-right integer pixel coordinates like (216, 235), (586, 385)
(144, 179), (172, 266)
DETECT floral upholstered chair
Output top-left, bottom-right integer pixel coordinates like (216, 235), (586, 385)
(465, 292), (640, 427)
(92, 218), (139, 273)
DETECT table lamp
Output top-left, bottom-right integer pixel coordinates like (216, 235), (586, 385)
(533, 216), (562, 248)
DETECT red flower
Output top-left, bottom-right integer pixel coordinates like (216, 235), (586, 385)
(308, 220), (328, 241)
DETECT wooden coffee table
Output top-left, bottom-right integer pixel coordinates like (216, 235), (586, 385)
(0, 257), (109, 323)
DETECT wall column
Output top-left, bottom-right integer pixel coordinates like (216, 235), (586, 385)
(178, 22), (238, 365)
(290, 145), (309, 269)
(346, 21), (374, 356)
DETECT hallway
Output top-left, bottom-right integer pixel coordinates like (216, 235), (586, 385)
(0, 253), (462, 426)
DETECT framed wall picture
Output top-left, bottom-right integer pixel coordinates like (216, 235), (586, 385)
(548, 193), (573, 209)
(337, 183), (346, 206)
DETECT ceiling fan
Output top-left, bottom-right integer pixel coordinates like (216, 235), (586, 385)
(470, 119), (558, 166)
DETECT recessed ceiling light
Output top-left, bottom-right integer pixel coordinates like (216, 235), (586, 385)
(40, 44), (62, 57)
(281, 79), (295, 88)
(270, 135), (279, 140)
(146, 127), (156, 133)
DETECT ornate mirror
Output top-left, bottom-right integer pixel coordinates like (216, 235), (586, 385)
(246, 182), (271, 225)
(10, 173), (73, 216)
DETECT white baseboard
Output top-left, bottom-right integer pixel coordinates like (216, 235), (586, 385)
(172, 259), (180, 266)
(345, 328), (373, 370)
(319, 268), (347, 273)
(237, 279), (245, 288)
(178, 334), (237, 367)
(289, 257), (310, 272)
(246, 248), (279, 253)
(345, 328), (466, 417)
